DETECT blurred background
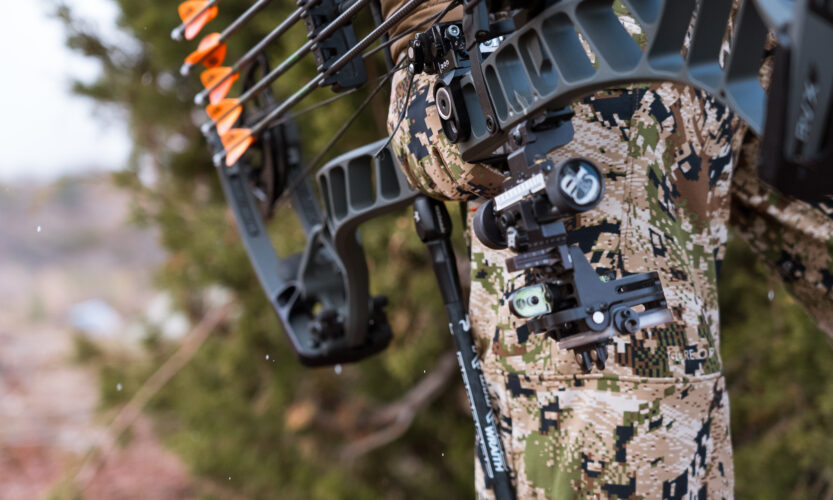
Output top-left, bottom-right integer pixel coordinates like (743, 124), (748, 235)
(1, 1), (832, 499)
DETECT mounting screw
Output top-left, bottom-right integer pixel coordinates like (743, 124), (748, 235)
(408, 41), (424, 74)
(485, 115), (497, 133)
(511, 129), (523, 146)
(592, 311), (604, 324)
(445, 25), (461, 39)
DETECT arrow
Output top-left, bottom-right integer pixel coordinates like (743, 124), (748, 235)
(173, 0), (219, 41)
(201, 67), (239, 104)
(180, 0), (273, 76)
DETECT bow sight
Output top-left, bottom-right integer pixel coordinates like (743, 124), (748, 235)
(472, 154), (672, 372)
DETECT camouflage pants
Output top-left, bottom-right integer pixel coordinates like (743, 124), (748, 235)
(387, 66), (833, 498)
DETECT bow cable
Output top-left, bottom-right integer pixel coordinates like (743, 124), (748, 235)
(374, 68), (414, 157)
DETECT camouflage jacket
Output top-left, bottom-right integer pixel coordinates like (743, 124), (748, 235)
(386, 13), (833, 500)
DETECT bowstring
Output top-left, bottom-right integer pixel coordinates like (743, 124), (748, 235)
(373, 67), (414, 158)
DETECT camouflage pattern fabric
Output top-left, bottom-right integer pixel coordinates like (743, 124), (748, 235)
(387, 68), (505, 200)
(386, 14), (833, 500)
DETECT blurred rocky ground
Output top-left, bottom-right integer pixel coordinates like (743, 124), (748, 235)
(0, 175), (193, 499)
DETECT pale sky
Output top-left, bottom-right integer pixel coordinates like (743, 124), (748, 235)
(0, 0), (132, 181)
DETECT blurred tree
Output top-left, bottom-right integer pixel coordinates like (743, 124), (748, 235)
(57, 1), (833, 498)
(57, 1), (474, 498)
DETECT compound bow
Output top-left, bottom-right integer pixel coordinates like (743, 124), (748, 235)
(171, 0), (832, 497)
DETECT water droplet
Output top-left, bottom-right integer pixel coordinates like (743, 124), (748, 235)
(441, 452), (445, 457)
(228, 476), (231, 481)
(265, 354), (270, 360)
(423, 370), (426, 374)
(334, 364), (342, 375)
(116, 383), (122, 392)
(768, 290), (775, 301)
(36, 225), (42, 233)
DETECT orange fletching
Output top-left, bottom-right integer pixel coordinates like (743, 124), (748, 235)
(200, 66), (232, 89)
(185, 33), (225, 67)
(208, 74), (238, 104)
(206, 99), (237, 121)
(202, 42), (226, 68)
(222, 129), (255, 166)
(178, 0), (208, 22)
(206, 99), (241, 135)
(184, 6), (218, 40)
(201, 67), (239, 103)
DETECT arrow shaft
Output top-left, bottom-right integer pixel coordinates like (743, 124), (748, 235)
(218, 0), (272, 41)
